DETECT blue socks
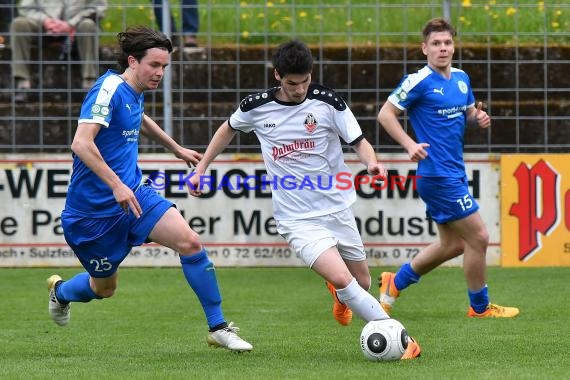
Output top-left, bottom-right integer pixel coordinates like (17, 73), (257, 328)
(468, 285), (489, 313)
(56, 272), (101, 303)
(393, 263), (490, 313)
(180, 249), (225, 329)
(394, 262), (421, 291)
(54, 250), (226, 330)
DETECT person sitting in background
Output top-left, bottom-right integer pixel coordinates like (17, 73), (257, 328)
(10, 0), (107, 101)
(152, 0), (199, 49)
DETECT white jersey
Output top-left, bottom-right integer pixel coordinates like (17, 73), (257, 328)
(229, 84), (363, 221)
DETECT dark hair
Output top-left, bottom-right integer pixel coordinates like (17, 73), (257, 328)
(422, 17), (456, 41)
(116, 25), (173, 71)
(271, 39), (313, 78)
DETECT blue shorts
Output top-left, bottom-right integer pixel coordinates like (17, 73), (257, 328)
(416, 176), (479, 224)
(61, 184), (174, 278)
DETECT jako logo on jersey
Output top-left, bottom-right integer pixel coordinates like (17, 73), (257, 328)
(509, 159), (560, 262)
(272, 139), (315, 161)
(304, 113), (318, 133)
(264, 123), (276, 128)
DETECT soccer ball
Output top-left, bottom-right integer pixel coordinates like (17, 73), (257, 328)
(360, 318), (409, 361)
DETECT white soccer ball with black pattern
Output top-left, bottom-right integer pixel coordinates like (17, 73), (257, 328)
(360, 318), (409, 361)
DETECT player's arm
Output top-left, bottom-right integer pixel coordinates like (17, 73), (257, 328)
(70, 122), (142, 217)
(352, 138), (387, 178)
(140, 114), (201, 167)
(189, 120), (237, 196)
(377, 101), (429, 162)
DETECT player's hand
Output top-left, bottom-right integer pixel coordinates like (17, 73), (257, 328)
(113, 183), (142, 218)
(176, 148), (202, 168)
(187, 170), (203, 197)
(408, 143), (430, 162)
(474, 102), (491, 129)
(367, 162), (387, 179)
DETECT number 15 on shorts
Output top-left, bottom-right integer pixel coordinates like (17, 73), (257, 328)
(456, 194), (473, 211)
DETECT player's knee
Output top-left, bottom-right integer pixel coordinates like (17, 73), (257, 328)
(472, 229), (490, 251)
(445, 240), (465, 257)
(460, 225), (490, 253)
(94, 286), (116, 298)
(177, 232), (203, 255)
(90, 276), (118, 298)
(355, 275), (371, 291)
(328, 272), (354, 289)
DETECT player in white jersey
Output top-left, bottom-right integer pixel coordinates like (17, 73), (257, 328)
(377, 18), (519, 318)
(46, 26), (252, 352)
(190, 39), (421, 359)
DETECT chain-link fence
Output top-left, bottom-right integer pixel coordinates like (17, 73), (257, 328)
(0, 1), (568, 153)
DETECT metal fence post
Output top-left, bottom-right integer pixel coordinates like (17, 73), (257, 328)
(161, 0), (173, 137)
(443, 0), (451, 20)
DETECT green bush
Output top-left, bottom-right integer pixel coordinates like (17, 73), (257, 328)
(101, 0), (569, 45)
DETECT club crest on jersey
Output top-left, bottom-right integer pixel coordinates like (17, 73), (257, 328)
(458, 80), (468, 94)
(304, 113), (318, 134)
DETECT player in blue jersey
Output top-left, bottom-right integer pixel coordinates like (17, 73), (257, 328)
(377, 18), (519, 318)
(188, 39), (421, 359)
(46, 25), (252, 351)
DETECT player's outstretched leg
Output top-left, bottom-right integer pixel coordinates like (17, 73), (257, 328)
(325, 281), (353, 326)
(339, 275), (421, 360)
(180, 250), (253, 351)
(47, 275), (70, 326)
(207, 322), (253, 352)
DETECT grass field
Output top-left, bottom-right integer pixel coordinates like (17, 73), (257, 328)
(101, 0), (570, 45)
(1, 266), (569, 379)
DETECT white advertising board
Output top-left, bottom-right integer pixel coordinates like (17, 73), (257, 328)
(0, 153), (500, 267)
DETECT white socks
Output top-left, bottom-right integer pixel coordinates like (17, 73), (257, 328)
(336, 277), (390, 322)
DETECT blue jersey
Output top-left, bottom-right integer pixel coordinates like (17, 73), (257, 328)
(388, 65), (475, 177)
(65, 70), (144, 217)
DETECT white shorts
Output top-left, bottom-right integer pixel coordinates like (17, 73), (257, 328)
(276, 208), (365, 268)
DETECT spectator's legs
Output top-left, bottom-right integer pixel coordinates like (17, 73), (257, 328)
(10, 16), (41, 87)
(181, 0), (199, 44)
(181, 0), (199, 34)
(152, 0), (180, 47)
(152, 0), (178, 34)
(75, 18), (99, 88)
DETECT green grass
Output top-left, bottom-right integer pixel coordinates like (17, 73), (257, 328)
(100, 0), (570, 45)
(1, 266), (569, 379)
